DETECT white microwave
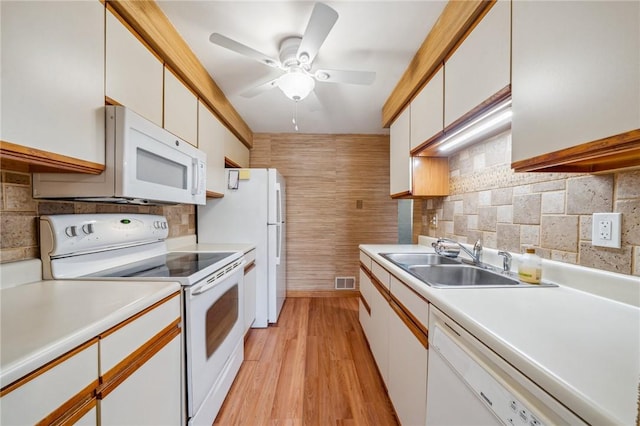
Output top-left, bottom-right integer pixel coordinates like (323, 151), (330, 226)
(33, 106), (207, 205)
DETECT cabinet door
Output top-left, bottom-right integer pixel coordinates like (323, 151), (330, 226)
(0, 342), (98, 425)
(198, 101), (226, 195)
(358, 267), (373, 338)
(368, 281), (390, 384)
(100, 334), (182, 426)
(244, 259), (257, 332)
(224, 129), (250, 168)
(164, 67), (199, 146)
(389, 107), (411, 196)
(106, 9), (163, 127)
(444, 0), (511, 127)
(511, 1), (640, 163)
(388, 304), (428, 426)
(411, 67), (444, 150)
(1, 1), (105, 164)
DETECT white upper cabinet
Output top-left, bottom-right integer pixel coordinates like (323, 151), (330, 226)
(410, 67), (444, 150)
(164, 67), (199, 146)
(1, 1), (105, 164)
(511, 1), (640, 164)
(106, 9), (163, 127)
(390, 106), (411, 196)
(444, 0), (511, 127)
(198, 101), (226, 194)
(224, 130), (250, 168)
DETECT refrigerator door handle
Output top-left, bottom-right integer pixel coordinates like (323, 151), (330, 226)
(276, 223), (282, 265)
(275, 182), (282, 224)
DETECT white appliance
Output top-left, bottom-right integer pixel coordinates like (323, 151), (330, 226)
(40, 214), (245, 426)
(33, 106), (206, 205)
(426, 306), (586, 426)
(198, 168), (286, 327)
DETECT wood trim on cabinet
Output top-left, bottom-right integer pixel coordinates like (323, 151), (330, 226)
(389, 299), (428, 350)
(369, 273), (391, 302)
(286, 290), (360, 298)
(99, 292), (180, 339)
(412, 156), (450, 196)
(359, 262), (372, 276)
(0, 141), (105, 175)
(390, 190), (412, 199)
(511, 128), (640, 173)
(412, 85), (511, 156)
(106, 4), (164, 63)
(206, 190), (224, 198)
(36, 383), (98, 426)
(359, 292), (371, 315)
(98, 319), (181, 399)
(382, 0), (495, 127)
(244, 260), (256, 274)
(0, 338), (99, 396)
(224, 157), (243, 168)
(106, 0), (253, 148)
(389, 292), (429, 339)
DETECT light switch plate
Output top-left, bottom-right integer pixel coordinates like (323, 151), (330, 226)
(592, 212), (622, 248)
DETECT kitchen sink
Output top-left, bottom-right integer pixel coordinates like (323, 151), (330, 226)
(380, 252), (556, 288)
(407, 265), (521, 288)
(380, 252), (461, 266)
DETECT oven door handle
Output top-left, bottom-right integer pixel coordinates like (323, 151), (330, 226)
(191, 260), (246, 296)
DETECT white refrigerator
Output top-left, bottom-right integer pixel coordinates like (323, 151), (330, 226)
(197, 168), (286, 327)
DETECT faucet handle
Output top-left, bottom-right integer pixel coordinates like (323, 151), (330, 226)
(497, 251), (512, 272)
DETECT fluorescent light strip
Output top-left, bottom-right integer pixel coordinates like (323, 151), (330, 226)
(438, 99), (512, 153)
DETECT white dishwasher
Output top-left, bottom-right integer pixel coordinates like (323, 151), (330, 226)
(426, 307), (586, 426)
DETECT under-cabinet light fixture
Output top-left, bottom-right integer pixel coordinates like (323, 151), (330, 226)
(439, 99), (512, 153)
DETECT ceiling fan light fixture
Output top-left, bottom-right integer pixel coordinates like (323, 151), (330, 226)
(278, 70), (315, 101)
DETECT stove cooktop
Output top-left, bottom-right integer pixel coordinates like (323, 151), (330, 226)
(85, 252), (238, 279)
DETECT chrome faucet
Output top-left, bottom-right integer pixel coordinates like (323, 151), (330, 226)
(497, 251), (512, 272)
(433, 238), (483, 265)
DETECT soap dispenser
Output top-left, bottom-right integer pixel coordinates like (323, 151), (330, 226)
(518, 247), (542, 284)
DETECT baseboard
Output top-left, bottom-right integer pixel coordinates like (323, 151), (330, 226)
(286, 290), (360, 298)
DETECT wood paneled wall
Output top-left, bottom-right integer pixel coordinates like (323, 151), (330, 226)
(251, 134), (398, 293)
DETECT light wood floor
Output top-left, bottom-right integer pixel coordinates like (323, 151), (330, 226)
(214, 297), (399, 425)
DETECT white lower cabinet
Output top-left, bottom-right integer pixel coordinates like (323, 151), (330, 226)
(358, 251), (430, 425)
(244, 249), (257, 333)
(0, 341), (99, 425)
(98, 294), (182, 425)
(99, 333), (181, 426)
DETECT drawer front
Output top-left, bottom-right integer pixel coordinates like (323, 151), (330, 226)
(99, 294), (180, 375)
(359, 251), (372, 271)
(0, 341), (98, 425)
(390, 276), (429, 332)
(371, 261), (390, 290)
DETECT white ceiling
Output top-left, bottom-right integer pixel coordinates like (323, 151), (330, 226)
(157, 1), (446, 135)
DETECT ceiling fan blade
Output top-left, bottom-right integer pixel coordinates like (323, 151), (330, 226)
(240, 78), (279, 98)
(296, 3), (338, 64)
(209, 33), (280, 68)
(314, 69), (376, 85)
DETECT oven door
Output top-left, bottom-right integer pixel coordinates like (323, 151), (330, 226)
(184, 264), (244, 418)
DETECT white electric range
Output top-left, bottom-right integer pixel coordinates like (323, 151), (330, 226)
(40, 213), (245, 426)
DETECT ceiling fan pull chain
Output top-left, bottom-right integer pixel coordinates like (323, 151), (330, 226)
(293, 101), (299, 132)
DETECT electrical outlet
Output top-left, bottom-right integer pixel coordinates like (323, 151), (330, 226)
(592, 213), (622, 248)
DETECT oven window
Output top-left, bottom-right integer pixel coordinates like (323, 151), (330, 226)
(205, 284), (239, 358)
(136, 147), (187, 189)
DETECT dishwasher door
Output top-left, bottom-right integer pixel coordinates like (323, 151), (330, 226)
(426, 307), (586, 426)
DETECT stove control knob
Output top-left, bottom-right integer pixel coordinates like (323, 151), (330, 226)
(81, 223), (94, 235)
(162, 221), (168, 229)
(65, 226), (78, 237)
(153, 221), (161, 229)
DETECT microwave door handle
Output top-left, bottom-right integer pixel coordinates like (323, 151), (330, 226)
(192, 158), (204, 195)
(192, 260), (246, 296)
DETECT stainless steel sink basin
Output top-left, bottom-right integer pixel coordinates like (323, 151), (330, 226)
(380, 252), (461, 266)
(407, 264), (546, 288)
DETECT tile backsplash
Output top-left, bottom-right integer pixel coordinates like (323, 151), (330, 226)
(418, 131), (640, 277)
(0, 171), (195, 263)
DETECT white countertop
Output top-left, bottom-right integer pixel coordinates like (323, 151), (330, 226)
(0, 279), (181, 387)
(360, 244), (640, 426)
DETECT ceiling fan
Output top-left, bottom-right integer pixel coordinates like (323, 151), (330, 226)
(209, 2), (376, 103)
